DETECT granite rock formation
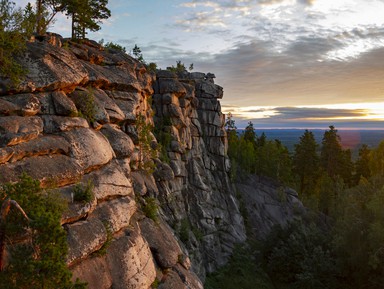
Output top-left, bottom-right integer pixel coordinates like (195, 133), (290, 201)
(0, 35), (303, 288)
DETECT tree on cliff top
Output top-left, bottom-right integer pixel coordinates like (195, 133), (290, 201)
(66, 0), (111, 39)
(0, 0), (29, 87)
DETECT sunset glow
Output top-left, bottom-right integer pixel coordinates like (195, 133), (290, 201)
(16, 0), (384, 129)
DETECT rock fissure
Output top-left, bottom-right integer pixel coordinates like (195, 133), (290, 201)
(0, 36), (304, 289)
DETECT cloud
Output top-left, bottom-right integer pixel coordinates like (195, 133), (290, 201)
(228, 106), (383, 129)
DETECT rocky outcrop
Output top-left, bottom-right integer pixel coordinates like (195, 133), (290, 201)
(0, 35), (302, 288)
(0, 36), (232, 288)
(152, 71), (246, 277)
(236, 175), (305, 239)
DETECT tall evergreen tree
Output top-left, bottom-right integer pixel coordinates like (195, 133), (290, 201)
(0, 0), (29, 86)
(354, 144), (371, 184)
(293, 129), (320, 196)
(66, 0), (110, 39)
(320, 125), (343, 179)
(35, 0), (66, 35)
(243, 121), (256, 144)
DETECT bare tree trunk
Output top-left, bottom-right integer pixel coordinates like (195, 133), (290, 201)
(0, 198), (30, 272)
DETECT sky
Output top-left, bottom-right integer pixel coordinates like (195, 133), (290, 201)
(17, 0), (384, 129)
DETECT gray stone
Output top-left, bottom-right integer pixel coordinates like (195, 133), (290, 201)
(71, 257), (112, 289)
(8, 135), (70, 163)
(101, 124), (134, 158)
(42, 115), (89, 133)
(51, 91), (78, 116)
(140, 218), (183, 269)
(107, 227), (156, 289)
(62, 128), (114, 172)
(153, 162), (175, 182)
(66, 217), (107, 265)
(93, 88), (125, 122)
(0, 116), (43, 146)
(93, 197), (136, 234)
(17, 41), (88, 93)
(0, 94), (41, 116)
(0, 154), (83, 187)
(85, 161), (134, 201)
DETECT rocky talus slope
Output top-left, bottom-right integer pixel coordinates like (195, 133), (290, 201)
(0, 35), (303, 288)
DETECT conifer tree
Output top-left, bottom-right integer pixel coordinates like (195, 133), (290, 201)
(243, 121), (256, 144)
(354, 144), (371, 184)
(0, 0), (28, 87)
(320, 125), (343, 179)
(293, 129), (319, 196)
(66, 0), (110, 39)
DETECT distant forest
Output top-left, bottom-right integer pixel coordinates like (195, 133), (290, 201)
(206, 113), (384, 289)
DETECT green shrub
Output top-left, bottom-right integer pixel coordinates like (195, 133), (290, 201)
(77, 89), (97, 124)
(142, 197), (158, 222)
(0, 174), (87, 289)
(73, 180), (94, 203)
(93, 222), (112, 257)
(205, 245), (273, 289)
(179, 218), (190, 243)
(136, 114), (158, 173)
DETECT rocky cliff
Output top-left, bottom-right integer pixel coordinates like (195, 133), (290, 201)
(0, 35), (303, 288)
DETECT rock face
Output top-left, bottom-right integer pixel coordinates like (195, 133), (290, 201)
(152, 71), (246, 277)
(0, 35), (302, 288)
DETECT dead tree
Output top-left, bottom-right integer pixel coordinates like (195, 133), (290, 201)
(0, 198), (30, 271)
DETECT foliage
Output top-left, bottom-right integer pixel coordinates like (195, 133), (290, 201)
(320, 125), (352, 185)
(0, 0), (30, 87)
(153, 116), (172, 163)
(35, 0), (67, 35)
(166, 60), (193, 73)
(77, 88), (97, 123)
(92, 221), (112, 256)
(205, 245), (274, 289)
(0, 174), (86, 289)
(99, 39), (126, 52)
(142, 197), (158, 223)
(132, 44), (144, 62)
(136, 114), (158, 173)
(73, 180), (94, 203)
(179, 218), (190, 243)
(293, 130), (320, 197)
(262, 221), (336, 289)
(225, 114), (292, 183)
(66, 0), (111, 40)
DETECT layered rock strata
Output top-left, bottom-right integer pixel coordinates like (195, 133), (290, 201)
(0, 36), (245, 288)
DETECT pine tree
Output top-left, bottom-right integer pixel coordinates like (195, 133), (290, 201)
(320, 126), (343, 179)
(354, 144), (371, 184)
(0, 0), (29, 87)
(66, 0), (111, 40)
(293, 129), (320, 196)
(243, 121), (256, 144)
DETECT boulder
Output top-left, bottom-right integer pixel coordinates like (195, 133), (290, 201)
(51, 91), (78, 116)
(7, 135), (70, 163)
(0, 154), (82, 187)
(62, 128), (114, 172)
(71, 257), (112, 289)
(42, 115), (89, 133)
(66, 217), (107, 265)
(17, 41), (88, 93)
(93, 197), (136, 234)
(84, 161), (134, 201)
(100, 124), (134, 158)
(0, 116), (43, 147)
(0, 93), (41, 116)
(93, 88), (125, 122)
(139, 218), (183, 269)
(107, 227), (156, 289)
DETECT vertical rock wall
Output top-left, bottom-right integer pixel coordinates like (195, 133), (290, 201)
(152, 71), (246, 277)
(0, 36), (245, 288)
